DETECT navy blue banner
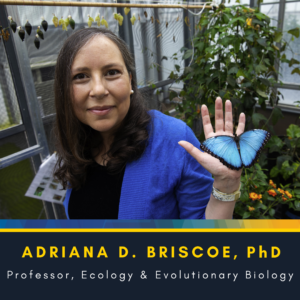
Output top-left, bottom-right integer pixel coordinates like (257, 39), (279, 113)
(0, 231), (298, 299)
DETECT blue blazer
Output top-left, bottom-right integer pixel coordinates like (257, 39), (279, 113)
(63, 110), (213, 219)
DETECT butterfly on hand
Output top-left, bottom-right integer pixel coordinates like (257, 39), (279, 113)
(200, 129), (271, 170)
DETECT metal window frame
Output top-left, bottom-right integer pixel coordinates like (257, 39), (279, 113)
(258, 0), (300, 110)
(0, 5), (59, 219)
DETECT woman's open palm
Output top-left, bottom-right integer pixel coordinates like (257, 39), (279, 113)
(179, 97), (246, 181)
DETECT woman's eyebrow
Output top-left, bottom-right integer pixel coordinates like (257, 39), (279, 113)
(71, 63), (123, 74)
(102, 63), (123, 69)
(71, 67), (89, 73)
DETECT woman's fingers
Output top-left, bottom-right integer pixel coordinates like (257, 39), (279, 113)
(201, 104), (214, 139)
(224, 100), (233, 135)
(178, 140), (205, 166)
(215, 97), (224, 133)
(236, 113), (246, 136)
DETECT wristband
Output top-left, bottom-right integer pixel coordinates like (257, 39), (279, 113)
(212, 183), (241, 202)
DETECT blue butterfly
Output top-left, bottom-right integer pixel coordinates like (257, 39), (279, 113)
(200, 129), (271, 170)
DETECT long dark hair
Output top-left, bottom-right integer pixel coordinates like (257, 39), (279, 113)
(53, 27), (151, 190)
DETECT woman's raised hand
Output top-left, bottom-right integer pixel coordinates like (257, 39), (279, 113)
(178, 97), (246, 194)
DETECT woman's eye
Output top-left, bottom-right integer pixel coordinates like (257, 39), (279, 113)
(73, 73), (87, 80)
(107, 69), (120, 76)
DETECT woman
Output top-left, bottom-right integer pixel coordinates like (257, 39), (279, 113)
(54, 27), (245, 219)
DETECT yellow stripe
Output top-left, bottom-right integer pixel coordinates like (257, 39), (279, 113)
(1, 229), (300, 232)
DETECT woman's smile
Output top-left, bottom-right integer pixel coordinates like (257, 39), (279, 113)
(88, 105), (115, 116)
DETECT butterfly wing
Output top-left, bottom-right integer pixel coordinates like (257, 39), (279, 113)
(200, 135), (242, 170)
(239, 129), (271, 168)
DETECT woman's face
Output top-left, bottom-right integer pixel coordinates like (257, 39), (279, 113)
(71, 35), (132, 140)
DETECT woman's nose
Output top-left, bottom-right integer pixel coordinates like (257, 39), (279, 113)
(89, 76), (108, 98)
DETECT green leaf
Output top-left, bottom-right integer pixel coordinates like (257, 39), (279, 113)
(269, 145), (281, 153)
(257, 38), (267, 47)
(183, 49), (193, 60)
(270, 166), (280, 178)
(240, 190), (249, 202)
(175, 64), (181, 72)
(252, 113), (267, 128)
(195, 41), (205, 52)
(287, 124), (300, 138)
(169, 91), (178, 101)
(228, 66), (239, 74)
(291, 68), (300, 75)
(274, 32), (283, 43)
(267, 196), (276, 201)
(256, 88), (268, 98)
(255, 64), (268, 73)
(281, 161), (295, 181)
(288, 27), (300, 38)
(243, 211), (251, 219)
(266, 135), (284, 149)
(276, 155), (292, 170)
(258, 77), (271, 87)
(271, 106), (284, 125)
(234, 39), (240, 53)
(227, 75), (236, 87)
(246, 34), (254, 42)
(219, 90), (226, 98)
(228, 17), (245, 26)
(237, 69), (246, 78)
(289, 58), (300, 67)
(184, 67), (193, 74)
(241, 82), (252, 88)
(269, 208), (275, 217)
(255, 12), (266, 21)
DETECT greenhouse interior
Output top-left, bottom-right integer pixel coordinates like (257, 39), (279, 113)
(0, 0), (299, 220)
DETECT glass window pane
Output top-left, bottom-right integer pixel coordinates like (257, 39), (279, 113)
(279, 2), (300, 84)
(0, 135), (46, 218)
(261, 0), (279, 3)
(278, 88), (300, 106)
(223, 0), (250, 6)
(0, 40), (22, 131)
(260, 4), (279, 27)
